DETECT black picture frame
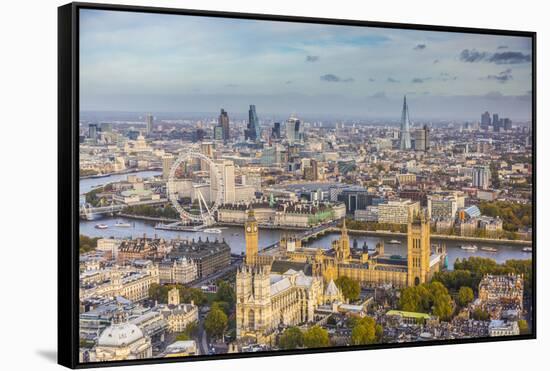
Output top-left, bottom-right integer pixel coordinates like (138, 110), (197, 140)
(58, 2), (537, 368)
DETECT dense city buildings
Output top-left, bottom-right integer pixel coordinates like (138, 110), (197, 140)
(168, 238), (231, 278)
(77, 12), (533, 362)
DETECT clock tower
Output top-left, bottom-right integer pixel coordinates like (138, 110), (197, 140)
(245, 209), (259, 265)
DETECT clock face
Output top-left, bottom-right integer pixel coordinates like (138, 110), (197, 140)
(246, 226), (251, 232)
(253, 226), (258, 232)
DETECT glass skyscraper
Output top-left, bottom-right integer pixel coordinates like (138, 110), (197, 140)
(245, 104), (260, 141)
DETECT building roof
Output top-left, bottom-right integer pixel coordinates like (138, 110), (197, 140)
(386, 310), (431, 320)
(97, 322), (145, 347)
(270, 260), (312, 275)
(324, 279), (340, 297)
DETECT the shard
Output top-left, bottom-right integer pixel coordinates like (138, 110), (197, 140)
(399, 95), (412, 150)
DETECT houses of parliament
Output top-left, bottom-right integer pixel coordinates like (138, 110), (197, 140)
(235, 208), (445, 341)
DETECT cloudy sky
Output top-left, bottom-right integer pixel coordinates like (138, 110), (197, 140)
(80, 9), (533, 121)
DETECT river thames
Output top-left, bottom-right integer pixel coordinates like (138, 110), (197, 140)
(80, 171), (531, 270)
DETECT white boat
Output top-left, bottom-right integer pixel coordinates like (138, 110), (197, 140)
(522, 247), (533, 253)
(481, 246), (498, 253)
(388, 240), (402, 245)
(95, 224), (108, 229)
(203, 228), (222, 234)
(460, 244), (478, 251)
(115, 221), (132, 228)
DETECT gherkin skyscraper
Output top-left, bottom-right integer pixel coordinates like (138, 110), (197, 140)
(399, 95), (412, 150)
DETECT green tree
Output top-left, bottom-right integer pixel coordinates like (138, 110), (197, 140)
(335, 276), (361, 302)
(457, 286), (474, 307)
(211, 301), (231, 315)
(204, 308), (228, 340)
(399, 282), (454, 321)
(303, 326), (330, 348)
(350, 317), (380, 345)
(216, 281), (235, 304)
(79, 235), (100, 254)
(472, 308), (490, 321)
(175, 332), (190, 341)
(181, 321), (198, 339)
(182, 287), (207, 306)
(279, 327), (304, 350)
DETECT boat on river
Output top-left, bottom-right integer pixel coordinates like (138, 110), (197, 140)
(388, 239), (402, 245)
(522, 247), (533, 253)
(115, 221), (132, 228)
(94, 224), (108, 229)
(203, 228), (222, 234)
(460, 244), (478, 251)
(480, 246), (498, 253)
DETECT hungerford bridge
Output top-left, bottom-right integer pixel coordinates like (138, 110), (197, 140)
(79, 199), (167, 220)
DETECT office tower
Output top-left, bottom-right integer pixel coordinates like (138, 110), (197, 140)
(88, 123), (98, 141)
(492, 113), (499, 127)
(502, 118), (512, 131)
(145, 113), (153, 135)
(214, 126), (224, 140)
(211, 159), (235, 204)
(472, 165), (491, 190)
(399, 95), (412, 150)
(423, 124), (430, 151)
(481, 111), (491, 129)
(493, 119), (502, 132)
(285, 115), (301, 144)
(412, 125), (429, 151)
(218, 109), (230, 141)
(245, 104), (260, 141)
(200, 142), (214, 171)
(271, 122), (281, 139)
(162, 154), (174, 180)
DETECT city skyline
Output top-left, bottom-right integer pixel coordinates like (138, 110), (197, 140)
(80, 10), (532, 120)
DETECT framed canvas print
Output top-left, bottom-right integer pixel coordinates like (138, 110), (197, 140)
(58, 2), (536, 368)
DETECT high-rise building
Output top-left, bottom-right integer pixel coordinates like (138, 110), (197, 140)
(211, 159), (235, 204)
(481, 111), (491, 129)
(88, 124), (98, 141)
(271, 122), (281, 139)
(218, 109), (230, 141)
(145, 113), (153, 135)
(214, 126), (224, 141)
(502, 118), (512, 131)
(413, 125), (429, 151)
(245, 105), (260, 141)
(162, 154), (174, 180)
(200, 142), (214, 171)
(472, 165), (491, 190)
(399, 96), (412, 150)
(492, 113), (499, 127)
(285, 115), (301, 144)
